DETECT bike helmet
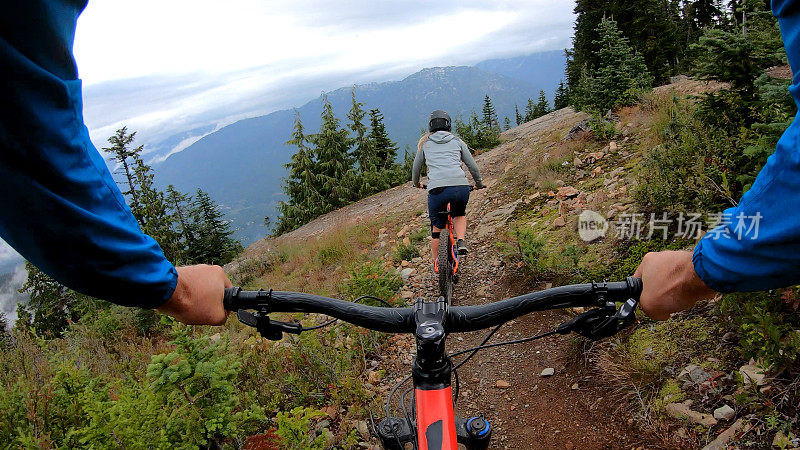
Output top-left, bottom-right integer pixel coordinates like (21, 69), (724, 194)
(428, 110), (451, 132)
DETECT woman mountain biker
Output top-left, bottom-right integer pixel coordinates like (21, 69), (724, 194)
(412, 110), (485, 271)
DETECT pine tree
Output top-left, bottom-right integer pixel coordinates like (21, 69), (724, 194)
(575, 17), (653, 112)
(347, 90), (372, 173)
(533, 90), (549, 118)
(368, 109), (398, 170)
(103, 127), (143, 213)
(18, 262), (78, 338)
(554, 81), (570, 109)
(482, 95), (498, 130)
(0, 312), (9, 347)
(310, 95), (353, 208)
(277, 112), (326, 234)
(566, 0), (681, 88)
(515, 105), (523, 125)
(524, 98), (536, 122)
(187, 190), (242, 265)
(503, 117), (511, 130)
(687, 0), (722, 33)
(131, 156), (180, 262)
(690, 29), (756, 91)
(165, 185), (192, 242)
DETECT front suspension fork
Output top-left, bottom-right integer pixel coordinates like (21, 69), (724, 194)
(375, 415), (492, 450)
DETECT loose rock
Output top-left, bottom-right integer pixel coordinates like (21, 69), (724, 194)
(739, 364), (767, 386)
(540, 368), (555, 377)
(495, 380), (510, 389)
(713, 404), (735, 421)
(400, 268), (415, 281)
(678, 364), (711, 384)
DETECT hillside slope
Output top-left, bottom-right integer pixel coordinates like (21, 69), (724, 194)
(229, 77), (739, 449)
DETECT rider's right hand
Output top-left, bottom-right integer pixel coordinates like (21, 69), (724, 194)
(157, 264), (232, 325)
(634, 250), (716, 320)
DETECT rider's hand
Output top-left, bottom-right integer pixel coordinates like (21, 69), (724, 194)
(475, 183), (487, 190)
(157, 264), (232, 325)
(634, 250), (717, 321)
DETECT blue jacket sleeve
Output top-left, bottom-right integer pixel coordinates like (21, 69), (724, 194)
(692, 0), (800, 293)
(0, 0), (178, 308)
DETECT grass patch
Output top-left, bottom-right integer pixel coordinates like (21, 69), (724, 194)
(592, 316), (720, 405)
(393, 243), (420, 263)
(339, 261), (403, 305)
(409, 227), (428, 244)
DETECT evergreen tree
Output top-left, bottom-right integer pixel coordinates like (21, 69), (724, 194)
(0, 312), (8, 347)
(14, 303), (32, 333)
(524, 98), (536, 122)
(310, 95), (353, 207)
(503, 117), (511, 130)
(687, 0), (722, 33)
(18, 262), (78, 338)
(187, 190), (242, 265)
(690, 29), (757, 91)
(131, 156), (180, 262)
(347, 90), (372, 173)
(554, 81), (570, 109)
(368, 109), (398, 170)
(533, 90), (549, 118)
(574, 17), (653, 112)
(566, 0), (681, 88)
(165, 186), (192, 243)
(276, 112), (326, 234)
(482, 95), (498, 130)
(103, 127), (143, 213)
(515, 105), (523, 125)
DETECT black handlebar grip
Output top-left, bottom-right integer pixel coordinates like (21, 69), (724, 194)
(223, 287), (240, 311)
(626, 276), (643, 299)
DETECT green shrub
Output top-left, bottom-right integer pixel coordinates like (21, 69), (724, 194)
(340, 261), (403, 305)
(588, 113), (617, 140)
(275, 406), (327, 450)
(719, 290), (800, 374)
(506, 227), (581, 280)
(393, 243), (420, 262)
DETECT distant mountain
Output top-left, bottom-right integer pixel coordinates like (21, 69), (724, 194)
(475, 50), (567, 98)
(154, 53), (566, 244)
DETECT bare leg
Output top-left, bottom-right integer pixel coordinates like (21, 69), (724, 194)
(452, 216), (467, 240)
(430, 226), (442, 262)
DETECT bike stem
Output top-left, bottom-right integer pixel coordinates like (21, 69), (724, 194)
(375, 296), (492, 450)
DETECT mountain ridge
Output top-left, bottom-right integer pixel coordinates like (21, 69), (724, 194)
(154, 54), (566, 244)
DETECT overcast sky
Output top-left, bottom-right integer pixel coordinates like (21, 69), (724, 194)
(74, 0), (576, 152)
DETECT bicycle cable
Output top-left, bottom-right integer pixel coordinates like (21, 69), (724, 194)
(449, 329), (559, 360)
(294, 294), (393, 332)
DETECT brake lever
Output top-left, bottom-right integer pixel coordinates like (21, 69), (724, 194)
(556, 298), (639, 341)
(236, 309), (302, 340)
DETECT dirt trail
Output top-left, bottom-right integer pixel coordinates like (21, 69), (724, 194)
(241, 107), (659, 449)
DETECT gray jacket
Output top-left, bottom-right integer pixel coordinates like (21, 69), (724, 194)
(412, 131), (484, 190)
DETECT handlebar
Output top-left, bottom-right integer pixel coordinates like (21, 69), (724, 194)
(223, 277), (642, 336)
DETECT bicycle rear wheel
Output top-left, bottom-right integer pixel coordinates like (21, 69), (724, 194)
(438, 227), (453, 304)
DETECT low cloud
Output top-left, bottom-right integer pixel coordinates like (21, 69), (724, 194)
(76, 1), (575, 154)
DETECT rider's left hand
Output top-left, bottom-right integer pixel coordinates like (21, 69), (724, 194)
(157, 264), (232, 325)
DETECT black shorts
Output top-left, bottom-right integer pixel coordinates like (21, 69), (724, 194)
(428, 185), (471, 229)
